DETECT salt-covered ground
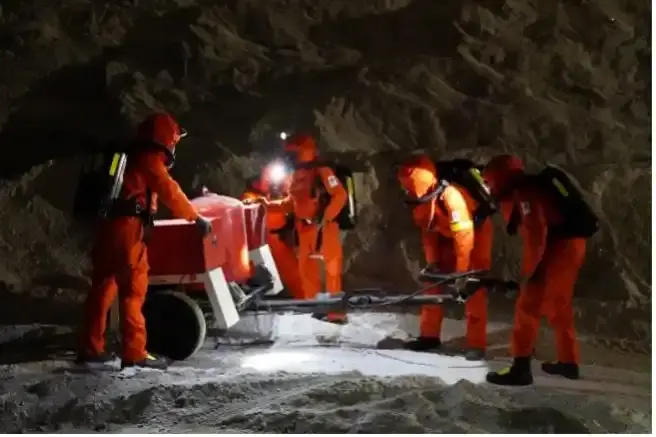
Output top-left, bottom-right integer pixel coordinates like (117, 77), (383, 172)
(0, 313), (651, 433)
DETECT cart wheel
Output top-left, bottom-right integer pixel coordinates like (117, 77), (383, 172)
(143, 290), (207, 361)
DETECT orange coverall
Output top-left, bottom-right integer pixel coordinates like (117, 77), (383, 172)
(508, 186), (586, 364)
(80, 139), (198, 363)
(241, 176), (305, 300)
(399, 155), (492, 350)
(271, 135), (348, 307)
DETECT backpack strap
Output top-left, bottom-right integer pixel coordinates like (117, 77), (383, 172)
(404, 180), (449, 206)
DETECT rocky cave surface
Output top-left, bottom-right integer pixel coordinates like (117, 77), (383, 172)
(0, 0), (651, 353)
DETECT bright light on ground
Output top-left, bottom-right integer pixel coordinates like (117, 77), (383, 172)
(239, 347), (490, 385)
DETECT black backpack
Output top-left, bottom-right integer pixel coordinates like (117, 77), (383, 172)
(72, 142), (156, 222)
(73, 148), (129, 221)
(533, 164), (599, 239)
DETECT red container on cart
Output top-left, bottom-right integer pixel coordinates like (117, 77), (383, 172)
(147, 195), (251, 284)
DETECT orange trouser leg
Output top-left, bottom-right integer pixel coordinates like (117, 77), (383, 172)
(510, 279), (545, 358)
(543, 238), (586, 364)
(80, 222), (121, 357)
(318, 221), (344, 320)
(511, 238), (586, 362)
(118, 241), (150, 362)
(465, 288), (487, 349)
(267, 233), (306, 299)
(419, 305), (444, 339)
(320, 221), (343, 295)
(80, 272), (118, 356)
(465, 219), (493, 349)
(296, 222), (322, 299)
(419, 238), (453, 338)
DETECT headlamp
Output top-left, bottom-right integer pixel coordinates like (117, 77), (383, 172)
(268, 161), (287, 184)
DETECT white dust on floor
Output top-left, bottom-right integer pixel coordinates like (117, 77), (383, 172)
(0, 313), (651, 433)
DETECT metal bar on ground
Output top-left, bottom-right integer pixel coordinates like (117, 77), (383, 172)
(245, 293), (460, 314)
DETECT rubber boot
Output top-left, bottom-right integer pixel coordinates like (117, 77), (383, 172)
(121, 353), (169, 370)
(486, 356), (533, 386)
(403, 337), (442, 352)
(541, 361), (580, 380)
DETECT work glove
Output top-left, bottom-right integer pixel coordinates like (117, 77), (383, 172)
(195, 215), (213, 237)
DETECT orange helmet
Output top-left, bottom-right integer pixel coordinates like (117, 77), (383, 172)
(482, 154), (525, 197)
(283, 133), (318, 164)
(397, 154), (439, 199)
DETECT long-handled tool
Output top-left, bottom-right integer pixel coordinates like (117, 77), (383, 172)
(238, 267), (518, 315)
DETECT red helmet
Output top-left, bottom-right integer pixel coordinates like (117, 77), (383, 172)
(283, 133), (318, 164)
(136, 112), (187, 168)
(137, 113), (187, 149)
(482, 154), (525, 197)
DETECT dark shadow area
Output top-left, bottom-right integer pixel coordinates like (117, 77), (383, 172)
(498, 407), (591, 433)
(0, 59), (127, 180)
(310, 0), (463, 59)
(0, 326), (77, 365)
(31, 272), (90, 291)
(0, 290), (82, 326)
(105, 6), (203, 81)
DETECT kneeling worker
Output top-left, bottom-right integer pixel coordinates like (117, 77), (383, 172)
(397, 154), (494, 360)
(76, 113), (212, 370)
(483, 154), (592, 386)
(242, 162), (305, 300)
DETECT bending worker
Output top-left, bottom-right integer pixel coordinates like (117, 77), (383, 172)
(262, 134), (348, 324)
(397, 154), (492, 360)
(483, 155), (586, 386)
(241, 162), (305, 300)
(78, 112), (212, 370)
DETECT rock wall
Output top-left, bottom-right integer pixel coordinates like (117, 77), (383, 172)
(0, 0), (650, 349)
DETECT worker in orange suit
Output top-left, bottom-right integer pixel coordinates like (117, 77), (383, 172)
(262, 134), (348, 324)
(397, 154), (493, 360)
(483, 155), (586, 386)
(78, 112), (212, 370)
(241, 163), (306, 300)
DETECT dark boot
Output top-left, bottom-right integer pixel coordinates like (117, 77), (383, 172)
(464, 348), (486, 361)
(121, 353), (170, 370)
(541, 361), (580, 380)
(403, 337), (442, 352)
(486, 356), (533, 386)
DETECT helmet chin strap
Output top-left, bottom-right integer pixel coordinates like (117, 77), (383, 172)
(163, 147), (176, 169)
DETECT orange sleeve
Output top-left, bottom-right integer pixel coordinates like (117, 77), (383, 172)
(317, 167), (348, 222)
(137, 151), (198, 222)
(518, 196), (548, 279)
(441, 186), (474, 272)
